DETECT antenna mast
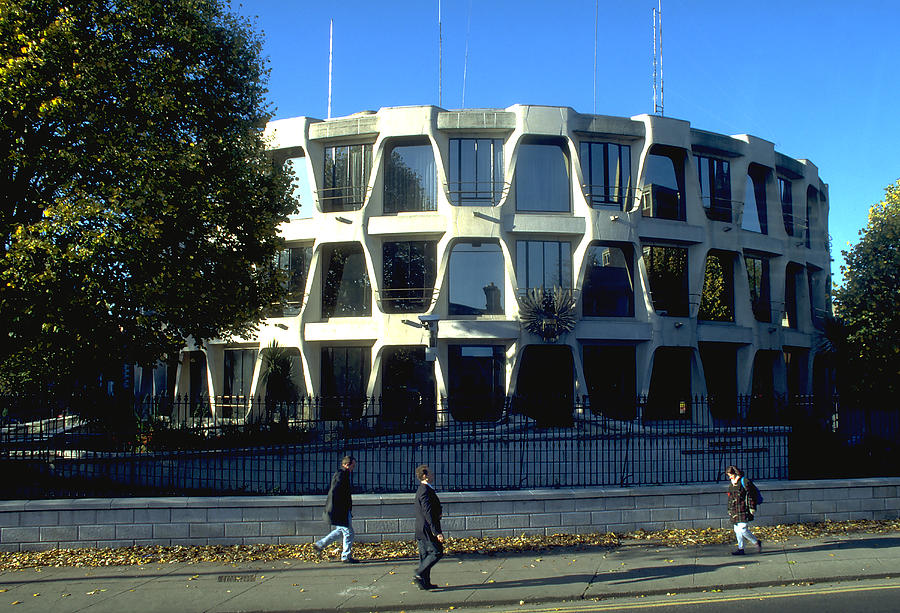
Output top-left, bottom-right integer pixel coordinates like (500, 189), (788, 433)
(652, 1), (664, 116)
(462, 0), (471, 108)
(327, 19), (333, 119)
(438, 0), (443, 106)
(593, 0), (599, 114)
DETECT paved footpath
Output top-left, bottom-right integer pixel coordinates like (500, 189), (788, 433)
(2, 532), (900, 612)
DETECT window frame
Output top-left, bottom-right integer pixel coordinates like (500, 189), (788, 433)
(322, 143), (373, 212)
(694, 154), (732, 222)
(580, 141), (632, 210)
(642, 244), (690, 317)
(515, 140), (572, 213)
(380, 240), (437, 313)
(448, 137), (505, 206)
(383, 141), (438, 214)
(321, 243), (372, 318)
(515, 240), (573, 292)
(581, 243), (635, 317)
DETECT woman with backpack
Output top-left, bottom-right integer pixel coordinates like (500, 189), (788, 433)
(725, 465), (762, 555)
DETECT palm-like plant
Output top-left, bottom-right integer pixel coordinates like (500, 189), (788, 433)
(261, 342), (298, 420)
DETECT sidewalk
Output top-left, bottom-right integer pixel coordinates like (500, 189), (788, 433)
(2, 532), (900, 612)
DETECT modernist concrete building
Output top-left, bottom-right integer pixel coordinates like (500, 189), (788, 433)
(142, 105), (833, 425)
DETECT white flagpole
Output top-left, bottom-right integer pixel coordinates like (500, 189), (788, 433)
(327, 19), (333, 119)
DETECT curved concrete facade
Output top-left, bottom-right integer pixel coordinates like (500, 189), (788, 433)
(163, 105), (832, 422)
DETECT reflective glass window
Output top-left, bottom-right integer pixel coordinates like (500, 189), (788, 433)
(384, 143), (437, 213)
(322, 244), (371, 318)
(323, 144), (372, 212)
(284, 156), (314, 219)
(694, 155), (731, 221)
(381, 240), (437, 313)
(448, 242), (505, 315)
(698, 251), (735, 322)
(582, 244), (634, 317)
(580, 142), (631, 208)
(275, 246), (312, 316)
(516, 240), (572, 291)
(449, 138), (504, 205)
(779, 177), (793, 236)
(224, 348), (258, 398)
(515, 143), (570, 212)
(643, 245), (689, 317)
(744, 255), (771, 322)
(641, 150), (685, 220)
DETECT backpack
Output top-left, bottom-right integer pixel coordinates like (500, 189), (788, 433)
(741, 477), (764, 505)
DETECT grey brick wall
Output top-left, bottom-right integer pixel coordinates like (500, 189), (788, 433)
(1, 478), (899, 552)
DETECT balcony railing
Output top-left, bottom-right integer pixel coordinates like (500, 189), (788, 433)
(445, 180), (509, 206)
(318, 185), (371, 212)
(582, 184), (636, 211)
(640, 184), (684, 220)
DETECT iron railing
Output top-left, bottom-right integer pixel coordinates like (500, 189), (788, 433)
(0, 393), (885, 499)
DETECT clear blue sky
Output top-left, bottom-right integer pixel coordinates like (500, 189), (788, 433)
(237, 0), (900, 286)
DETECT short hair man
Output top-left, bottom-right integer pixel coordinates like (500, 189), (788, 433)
(314, 455), (358, 563)
(413, 464), (444, 590)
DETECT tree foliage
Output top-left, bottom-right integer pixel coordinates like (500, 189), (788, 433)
(832, 179), (900, 401)
(0, 0), (295, 391)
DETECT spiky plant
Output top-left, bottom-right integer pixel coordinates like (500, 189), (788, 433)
(518, 286), (577, 342)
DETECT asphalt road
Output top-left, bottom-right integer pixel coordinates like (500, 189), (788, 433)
(439, 578), (900, 613)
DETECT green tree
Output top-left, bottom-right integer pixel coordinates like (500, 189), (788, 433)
(832, 179), (900, 402)
(0, 0), (295, 392)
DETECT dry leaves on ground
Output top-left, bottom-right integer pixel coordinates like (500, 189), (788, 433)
(1, 519), (898, 571)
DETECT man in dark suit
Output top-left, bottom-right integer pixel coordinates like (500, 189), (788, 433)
(413, 464), (444, 590)
(313, 455), (358, 563)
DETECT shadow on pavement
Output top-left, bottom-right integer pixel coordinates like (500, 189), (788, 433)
(607, 560), (753, 585)
(437, 573), (596, 592)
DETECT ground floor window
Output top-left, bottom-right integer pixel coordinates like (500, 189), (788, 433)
(646, 347), (692, 420)
(785, 348), (809, 397)
(699, 343), (737, 420)
(447, 345), (505, 421)
(513, 345), (574, 426)
(321, 346), (371, 419)
(381, 346), (436, 428)
(750, 350), (781, 421)
(583, 344), (636, 420)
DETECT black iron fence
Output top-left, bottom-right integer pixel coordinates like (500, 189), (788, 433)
(1, 393), (892, 500)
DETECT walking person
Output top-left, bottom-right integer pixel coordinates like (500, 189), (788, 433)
(725, 465), (761, 555)
(314, 455), (358, 563)
(413, 464), (444, 590)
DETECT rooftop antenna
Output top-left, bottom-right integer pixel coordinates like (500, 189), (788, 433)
(462, 0), (471, 107)
(652, 0), (664, 116)
(593, 0), (599, 114)
(327, 19), (333, 119)
(438, 0), (443, 107)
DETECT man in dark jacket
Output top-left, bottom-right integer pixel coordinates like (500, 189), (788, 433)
(413, 464), (444, 590)
(314, 455), (358, 563)
(726, 465), (761, 555)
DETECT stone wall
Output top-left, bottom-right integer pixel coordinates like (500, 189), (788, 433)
(2, 478), (899, 552)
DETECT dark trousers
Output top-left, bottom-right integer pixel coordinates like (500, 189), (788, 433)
(415, 538), (444, 582)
